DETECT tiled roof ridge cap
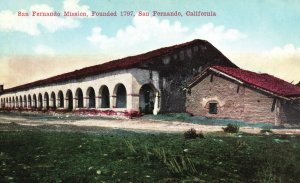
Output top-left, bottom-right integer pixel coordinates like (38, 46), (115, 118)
(3, 39), (205, 93)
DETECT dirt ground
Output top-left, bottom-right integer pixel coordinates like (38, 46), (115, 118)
(0, 113), (299, 135)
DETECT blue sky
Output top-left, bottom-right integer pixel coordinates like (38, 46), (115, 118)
(0, 0), (300, 87)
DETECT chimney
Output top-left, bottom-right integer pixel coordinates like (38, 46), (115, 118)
(0, 85), (3, 94)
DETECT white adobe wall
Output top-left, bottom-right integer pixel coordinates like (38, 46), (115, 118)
(0, 68), (161, 114)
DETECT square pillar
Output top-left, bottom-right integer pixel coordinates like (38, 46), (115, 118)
(95, 96), (100, 109)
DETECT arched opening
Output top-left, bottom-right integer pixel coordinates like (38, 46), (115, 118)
(9, 97), (12, 108)
(114, 84), (127, 108)
(86, 87), (96, 108)
(66, 90), (73, 110)
(58, 91), (64, 108)
(99, 85), (110, 108)
(38, 93), (43, 109)
(15, 97), (19, 108)
(1, 98), (3, 108)
(33, 94), (37, 108)
(75, 88), (84, 108)
(28, 95), (32, 108)
(44, 92), (50, 110)
(50, 92), (56, 109)
(19, 96), (23, 108)
(24, 95), (27, 108)
(139, 84), (158, 114)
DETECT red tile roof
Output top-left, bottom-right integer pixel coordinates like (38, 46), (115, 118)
(4, 39), (230, 94)
(210, 66), (300, 98)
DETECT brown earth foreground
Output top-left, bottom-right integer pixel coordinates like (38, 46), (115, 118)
(0, 113), (299, 135)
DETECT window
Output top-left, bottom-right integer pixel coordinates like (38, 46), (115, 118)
(209, 103), (218, 114)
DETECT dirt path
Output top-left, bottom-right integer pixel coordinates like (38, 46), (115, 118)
(0, 113), (299, 135)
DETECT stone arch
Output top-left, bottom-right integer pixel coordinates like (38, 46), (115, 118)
(4, 97), (8, 107)
(66, 89), (73, 110)
(44, 92), (50, 110)
(75, 88), (84, 108)
(86, 87), (96, 108)
(38, 93), (43, 109)
(113, 84), (127, 108)
(50, 92), (56, 109)
(58, 91), (64, 108)
(2, 98), (4, 108)
(99, 85), (110, 108)
(24, 95), (27, 108)
(33, 94), (37, 108)
(6, 98), (9, 107)
(28, 95), (32, 108)
(9, 97), (12, 108)
(19, 96), (23, 108)
(139, 84), (160, 114)
(15, 97), (19, 108)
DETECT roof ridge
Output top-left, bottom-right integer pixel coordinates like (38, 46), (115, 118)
(3, 39), (205, 93)
(210, 65), (300, 98)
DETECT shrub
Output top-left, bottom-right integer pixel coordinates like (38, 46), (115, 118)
(260, 129), (273, 134)
(223, 123), (239, 133)
(184, 128), (204, 139)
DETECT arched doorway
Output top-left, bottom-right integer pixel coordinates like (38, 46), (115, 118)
(19, 96), (22, 108)
(86, 87), (95, 108)
(99, 85), (110, 108)
(33, 94), (37, 108)
(28, 95), (32, 108)
(139, 84), (158, 114)
(75, 88), (84, 108)
(44, 92), (49, 110)
(38, 93), (43, 109)
(66, 90), (73, 110)
(114, 84), (127, 108)
(24, 95), (27, 108)
(51, 92), (56, 109)
(15, 97), (18, 108)
(9, 97), (12, 108)
(58, 91), (64, 108)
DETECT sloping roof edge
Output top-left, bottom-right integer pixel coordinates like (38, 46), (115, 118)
(2, 39), (237, 94)
(187, 66), (300, 100)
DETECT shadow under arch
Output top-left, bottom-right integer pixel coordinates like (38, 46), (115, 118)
(139, 83), (160, 115)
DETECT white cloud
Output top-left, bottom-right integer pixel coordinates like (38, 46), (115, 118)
(266, 44), (300, 58)
(34, 44), (56, 55)
(193, 23), (247, 42)
(63, 0), (92, 18)
(227, 44), (300, 83)
(0, 4), (79, 36)
(87, 15), (246, 57)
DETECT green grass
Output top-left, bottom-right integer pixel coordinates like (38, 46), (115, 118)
(0, 111), (118, 122)
(141, 113), (277, 129)
(0, 124), (299, 182)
